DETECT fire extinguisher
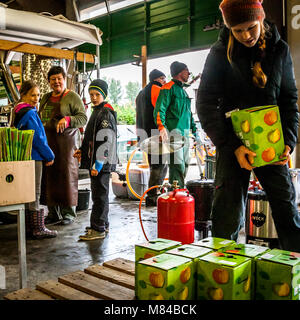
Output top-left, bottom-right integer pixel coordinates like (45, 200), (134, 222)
(157, 181), (195, 244)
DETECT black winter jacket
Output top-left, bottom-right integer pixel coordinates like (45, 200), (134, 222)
(136, 80), (163, 143)
(196, 22), (299, 153)
(80, 102), (117, 172)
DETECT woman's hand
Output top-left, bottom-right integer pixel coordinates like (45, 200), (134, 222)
(56, 118), (67, 133)
(45, 160), (54, 166)
(73, 149), (81, 162)
(234, 145), (256, 171)
(91, 169), (99, 176)
(272, 145), (291, 166)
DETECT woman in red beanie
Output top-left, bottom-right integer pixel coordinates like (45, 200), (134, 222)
(196, 0), (300, 251)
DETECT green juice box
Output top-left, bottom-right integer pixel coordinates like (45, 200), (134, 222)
(166, 244), (213, 299)
(220, 243), (271, 299)
(191, 237), (235, 251)
(197, 251), (252, 300)
(135, 238), (181, 297)
(231, 105), (285, 167)
(136, 253), (193, 300)
(255, 249), (300, 300)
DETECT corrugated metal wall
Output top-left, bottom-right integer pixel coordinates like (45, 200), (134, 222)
(79, 0), (222, 68)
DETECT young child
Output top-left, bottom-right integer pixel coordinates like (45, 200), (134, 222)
(14, 80), (57, 239)
(74, 79), (117, 240)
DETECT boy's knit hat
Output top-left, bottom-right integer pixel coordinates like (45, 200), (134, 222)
(170, 61), (188, 77)
(219, 0), (265, 28)
(89, 79), (108, 99)
(149, 69), (166, 82)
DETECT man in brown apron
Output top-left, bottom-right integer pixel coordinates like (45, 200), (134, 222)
(39, 66), (87, 225)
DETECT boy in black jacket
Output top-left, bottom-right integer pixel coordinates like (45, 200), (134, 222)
(74, 79), (117, 240)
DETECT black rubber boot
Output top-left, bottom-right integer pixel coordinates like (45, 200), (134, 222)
(31, 210), (58, 239)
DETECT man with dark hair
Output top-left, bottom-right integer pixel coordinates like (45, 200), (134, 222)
(136, 69), (167, 206)
(154, 61), (201, 188)
(39, 66), (87, 225)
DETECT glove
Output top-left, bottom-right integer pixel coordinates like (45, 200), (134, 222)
(92, 160), (104, 173)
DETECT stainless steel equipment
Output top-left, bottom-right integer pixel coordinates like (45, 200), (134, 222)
(245, 190), (279, 248)
(139, 134), (187, 155)
(205, 155), (216, 179)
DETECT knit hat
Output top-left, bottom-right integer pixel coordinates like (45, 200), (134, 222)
(219, 0), (265, 28)
(170, 61), (188, 77)
(89, 79), (108, 99)
(149, 69), (166, 82)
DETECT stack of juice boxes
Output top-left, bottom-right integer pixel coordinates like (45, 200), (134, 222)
(135, 237), (300, 300)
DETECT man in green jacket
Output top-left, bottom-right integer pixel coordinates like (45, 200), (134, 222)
(154, 61), (200, 188)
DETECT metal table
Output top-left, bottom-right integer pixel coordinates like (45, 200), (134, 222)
(0, 204), (27, 289)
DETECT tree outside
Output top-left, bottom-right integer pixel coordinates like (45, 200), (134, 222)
(100, 77), (140, 125)
(125, 81), (141, 105)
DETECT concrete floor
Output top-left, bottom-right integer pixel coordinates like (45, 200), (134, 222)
(0, 163), (245, 300)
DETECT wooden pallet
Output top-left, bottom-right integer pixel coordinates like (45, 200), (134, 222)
(4, 258), (135, 300)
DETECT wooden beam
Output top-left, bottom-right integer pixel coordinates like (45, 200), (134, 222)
(0, 39), (95, 63)
(141, 45), (147, 88)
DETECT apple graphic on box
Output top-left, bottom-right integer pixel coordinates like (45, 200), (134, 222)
(208, 287), (224, 300)
(272, 282), (290, 297)
(241, 120), (250, 133)
(267, 128), (281, 143)
(261, 147), (276, 162)
(180, 267), (191, 284)
(212, 268), (229, 284)
(149, 271), (165, 288)
(264, 110), (278, 126)
(178, 286), (189, 300)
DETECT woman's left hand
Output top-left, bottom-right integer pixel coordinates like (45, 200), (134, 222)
(272, 145), (291, 166)
(56, 118), (67, 133)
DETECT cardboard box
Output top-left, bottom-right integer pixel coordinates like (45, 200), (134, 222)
(220, 243), (271, 299)
(255, 249), (300, 300)
(191, 237), (235, 251)
(135, 238), (181, 262)
(136, 253), (193, 300)
(0, 160), (35, 206)
(135, 238), (181, 297)
(231, 105), (285, 167)
(166, 244), (213, 299)
(197, 251), (252, 300)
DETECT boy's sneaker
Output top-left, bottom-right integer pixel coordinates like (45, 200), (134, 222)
(79, 228), (106, 241)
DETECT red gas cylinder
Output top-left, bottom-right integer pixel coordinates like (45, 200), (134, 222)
(157, 188), (195, 244)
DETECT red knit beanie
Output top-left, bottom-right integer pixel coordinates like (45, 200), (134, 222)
(219, 0), (265, 28)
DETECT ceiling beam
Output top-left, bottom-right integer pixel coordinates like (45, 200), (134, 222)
(0, 39), (95, 63)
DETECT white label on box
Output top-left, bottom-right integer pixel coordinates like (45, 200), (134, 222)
(261, 253), (274, 259)
(219, 260), (237, 266)
(220, 240), (232, 245)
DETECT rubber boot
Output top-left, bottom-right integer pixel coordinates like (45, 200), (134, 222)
(31, 209), (58, 239)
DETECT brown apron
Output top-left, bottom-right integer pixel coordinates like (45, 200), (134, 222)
(40, 91), (78, 207)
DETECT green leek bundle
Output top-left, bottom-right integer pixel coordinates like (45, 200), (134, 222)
(0, 127), (34, 161)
